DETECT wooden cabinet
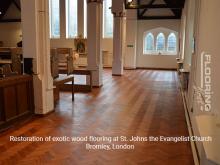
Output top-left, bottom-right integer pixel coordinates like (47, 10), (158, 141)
(0, 75), (34, 129)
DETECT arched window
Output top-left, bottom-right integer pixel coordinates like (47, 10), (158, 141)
(167, 33), (177, 52)
(144, 33), (154, 52)
(156, 33), (165, 51)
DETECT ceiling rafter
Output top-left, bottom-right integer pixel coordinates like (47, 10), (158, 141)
(0, 0), (13, 19)
(125, 0), (185, 20)
(139, 0), (156, 17)
(12, 0), (21, 11)
(126, 3), (184, 9)
(0, 0), (21, 23)
(163, 0), (183, 18)
(0, 19), (21, 23)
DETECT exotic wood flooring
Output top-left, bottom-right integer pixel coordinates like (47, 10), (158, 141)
(0, 69), (194, 165)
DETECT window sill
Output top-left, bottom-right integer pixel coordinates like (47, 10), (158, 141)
(103, 37), (113, 39)
(50, 38), (61, 40)
(143, 53), (177, 56)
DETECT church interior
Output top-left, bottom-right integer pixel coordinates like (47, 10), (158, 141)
(0, 0), (219, 164)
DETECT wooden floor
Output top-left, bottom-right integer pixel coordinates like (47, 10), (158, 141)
(0, 69), (194, 165)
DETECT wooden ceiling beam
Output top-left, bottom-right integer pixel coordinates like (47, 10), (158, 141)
(138, 15), (180, 20)
(139, 0), (156, 17)
(134, 0), (185, 20)
(126, 4), (184, 9)
(12, 0), (21, 11)
(0, 19), (21, 23)
(0, 0), (13, 19)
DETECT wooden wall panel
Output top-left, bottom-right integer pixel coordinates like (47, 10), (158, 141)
(0, 88), (4, 122)
(3, 86), (17, 120)
(17, 83), (29, 114)
(0, 75), (34, 130)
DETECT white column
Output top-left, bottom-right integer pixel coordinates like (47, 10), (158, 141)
(125, 10), (137, 69)
(21, 0), (54, 114)
(112, 0), (126, 75)
(183, 0), (196, 69)
(87, 0), (103, 86)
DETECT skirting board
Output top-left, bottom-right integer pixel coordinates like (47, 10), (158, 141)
(136, 67), (177, 71)
(124, 67), (136, 70)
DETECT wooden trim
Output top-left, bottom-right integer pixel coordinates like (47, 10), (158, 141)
(136, 67), (177, 71)
(138, 15), (181, 20)
(124, 67), (136, 70)
(103, 66), (112, 69)
(35, 110), (55, 117)
(0, 75), (32, 87)
(0, 19), (21, 23)
(126, 4), (183, 9)
(112, 74), (122, 76)
(0, 112), (34, 132)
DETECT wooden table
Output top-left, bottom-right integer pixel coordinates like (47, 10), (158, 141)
(72, 69), (92, 92)
(53, 75), (74, 102)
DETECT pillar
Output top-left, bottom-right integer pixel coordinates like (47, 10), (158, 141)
(21, 0), (54, 114)
(112, 0), (126, 75)
(87, 0), (103, 86)
(183, 0), (196, 69)
(125, 10), (137, 69)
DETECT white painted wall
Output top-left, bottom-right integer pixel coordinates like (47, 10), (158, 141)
(186, 0), (220, 117)
(136, 20), (180, 69)
(180, 0), (220, 163)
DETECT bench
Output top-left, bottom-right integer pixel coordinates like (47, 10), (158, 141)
(72, 69), (92, 92)
(53, 75), (74, 102)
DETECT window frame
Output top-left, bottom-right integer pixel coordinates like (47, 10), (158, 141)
(65, 0), (78, 39)
(143, 29), (178, 55)
(103, 0), (113, 38)
(156, 32), (166, 52)
(49, 0), (61, 39)
(144, 33), (154, 54)
(167, 33), (177, 53)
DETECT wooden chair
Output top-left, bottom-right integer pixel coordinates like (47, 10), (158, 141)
(56, 48), (74, 75)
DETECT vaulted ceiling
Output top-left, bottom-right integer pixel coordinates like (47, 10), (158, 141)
(0, 0), (185, 22)
(0, 0), (21, 22)
(125, 0), (185, 19)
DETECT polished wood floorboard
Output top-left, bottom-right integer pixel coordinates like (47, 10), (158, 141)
(0, 69), (194, 165)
